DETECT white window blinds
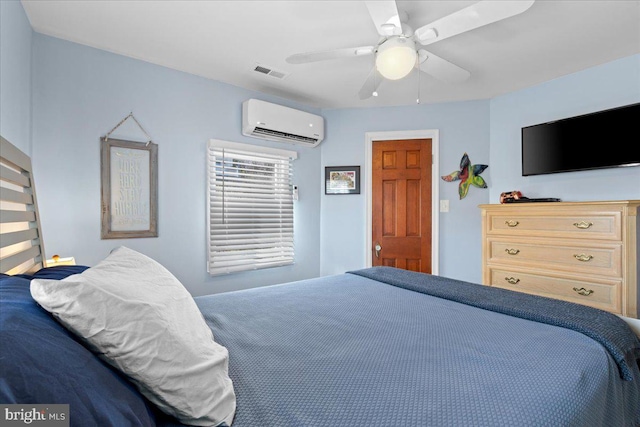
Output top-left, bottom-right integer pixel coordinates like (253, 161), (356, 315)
(207, 140), (297, 275)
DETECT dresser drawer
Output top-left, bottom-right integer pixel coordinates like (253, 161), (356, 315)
(485, 210), (621, 241)
(488, 267), (622, 314)
(486, 238), (622, 277)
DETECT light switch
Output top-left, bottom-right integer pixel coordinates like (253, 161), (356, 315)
(440, 200), (449, 212)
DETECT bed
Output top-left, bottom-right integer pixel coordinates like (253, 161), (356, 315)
(1, 135), (639, 427)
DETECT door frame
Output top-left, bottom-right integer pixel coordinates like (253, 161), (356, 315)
(364, 129), (440, 274)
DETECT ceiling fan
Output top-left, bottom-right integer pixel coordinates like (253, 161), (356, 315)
(286, 0), (535, 100)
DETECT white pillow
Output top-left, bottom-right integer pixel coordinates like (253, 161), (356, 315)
(31, 246), (236, 426)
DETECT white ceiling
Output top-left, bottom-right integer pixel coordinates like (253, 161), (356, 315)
(21, 1), (640, 109)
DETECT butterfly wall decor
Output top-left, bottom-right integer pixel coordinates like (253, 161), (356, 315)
(441, 153), (488, 199)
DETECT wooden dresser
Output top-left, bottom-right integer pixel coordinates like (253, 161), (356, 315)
(480, 200), (640, 318)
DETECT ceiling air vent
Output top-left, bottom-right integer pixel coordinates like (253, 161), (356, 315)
(253, 64), (288, 79)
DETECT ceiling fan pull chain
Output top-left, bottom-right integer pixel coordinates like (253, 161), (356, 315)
(416, 55), (421, 104)
(372, 57), (379, 97)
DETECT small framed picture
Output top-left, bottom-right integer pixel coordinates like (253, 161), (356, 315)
(325, 166), (360, 195)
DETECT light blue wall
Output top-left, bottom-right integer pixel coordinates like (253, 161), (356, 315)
(10, 5), (640, 294)
(490, 54), (640, 202)
(0, 0), (33, 155)
(319, 54), (640, 284)
(320, 101), (491, 283)
(31, 34), (321, 296)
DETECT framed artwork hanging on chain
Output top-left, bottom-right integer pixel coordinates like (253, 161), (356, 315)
(100, 137), (158, 239)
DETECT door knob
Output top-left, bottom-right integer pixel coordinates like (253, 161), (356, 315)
(374, 243), (382, 258)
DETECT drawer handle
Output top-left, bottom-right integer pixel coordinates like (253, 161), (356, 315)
(573, 221), (593, 229)
(504, 277), (520, 285)
(573, 254), (594, 262)
(573, 287), (594, 296)
(505, 220), (519, 227)
(504, 248), (520, 255)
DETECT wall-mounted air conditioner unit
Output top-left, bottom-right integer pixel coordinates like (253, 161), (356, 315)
(242, 99), (324, 147)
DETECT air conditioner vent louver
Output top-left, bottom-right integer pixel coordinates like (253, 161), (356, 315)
(242, 99), (324, 148)
(253, 127), (318, 144)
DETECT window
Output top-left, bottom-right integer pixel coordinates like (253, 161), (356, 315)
(207, 140), (297, 275)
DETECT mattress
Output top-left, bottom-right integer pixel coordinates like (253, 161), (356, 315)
(186, 268), (640, 426)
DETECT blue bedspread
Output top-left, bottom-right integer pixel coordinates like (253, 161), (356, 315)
(193, 269), (640, 427)
(350, 266), (640, 381)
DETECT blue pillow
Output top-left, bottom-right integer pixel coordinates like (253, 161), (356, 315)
(15, 265), (89, 281)
(0, 274), (157, 426)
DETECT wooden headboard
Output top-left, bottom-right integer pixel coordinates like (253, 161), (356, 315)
(0, 136), (46, 274)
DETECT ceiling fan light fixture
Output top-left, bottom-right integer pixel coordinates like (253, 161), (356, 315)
(375, 37), (417, 80)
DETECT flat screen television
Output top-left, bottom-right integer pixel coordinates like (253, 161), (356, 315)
(521, 103), (640, 176)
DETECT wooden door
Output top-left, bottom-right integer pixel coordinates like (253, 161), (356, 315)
(372, 139), (432, 273)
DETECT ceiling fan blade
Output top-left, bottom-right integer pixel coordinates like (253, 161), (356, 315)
(414, 0), (535, 45)
(417, 50), (470, 84)
(358, 67), (384, 100)
(364, 0), (403, 36)
(286, 46), (375, 64)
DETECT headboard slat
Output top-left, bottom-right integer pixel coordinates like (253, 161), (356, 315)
(0, 210), (36, 223)
(1, 229), (39, 248)
(0, 245), (42, 274)
(0, 136), (31, 171)
(0, 163), (30, 187)
(1, 186), (34, 205)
